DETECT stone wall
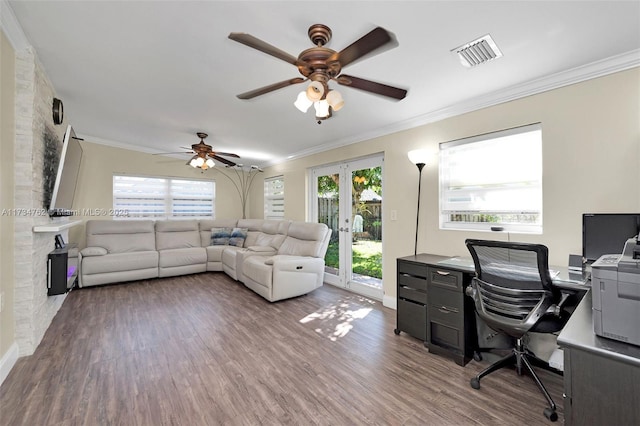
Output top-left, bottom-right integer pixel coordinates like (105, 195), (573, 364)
(14, 47), (67, 356)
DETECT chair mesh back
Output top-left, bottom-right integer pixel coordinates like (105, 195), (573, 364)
(466, 240), (557, 335)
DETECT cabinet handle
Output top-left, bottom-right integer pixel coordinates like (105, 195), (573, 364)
(438, 306), (458, 314)
(436, 270), (450, 276)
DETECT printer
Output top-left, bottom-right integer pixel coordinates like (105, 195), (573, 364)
(591, 234), (640, 346)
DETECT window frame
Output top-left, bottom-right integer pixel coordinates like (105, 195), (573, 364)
(438, 123), (543, 234)
(113, 174), (215, 219)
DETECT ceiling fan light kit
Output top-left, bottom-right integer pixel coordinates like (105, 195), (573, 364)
(155, 132), (241, 170)
(228, 23), (407, 123)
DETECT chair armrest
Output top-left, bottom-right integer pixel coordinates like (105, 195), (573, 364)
(80, 246), (108, 257)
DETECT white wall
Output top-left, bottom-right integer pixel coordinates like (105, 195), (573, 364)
(0, 28), (17, 378)
(256, 68), (640, 306)
(68, 141), (253, 247)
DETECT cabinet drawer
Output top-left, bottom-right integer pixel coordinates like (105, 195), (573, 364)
(398, 274), (427, 292)
(428, 267), (462, 292)
(429, 320), (463, 352)
(397, 299), (427, 341)
(429, 286), (462, 313)
(399, 286), (427, 304)
(398, 260), (428, 278)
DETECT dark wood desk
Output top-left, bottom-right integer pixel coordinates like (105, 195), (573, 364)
(395, 253), (591, 366)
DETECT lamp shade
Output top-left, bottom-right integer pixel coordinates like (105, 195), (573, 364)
(408, 149), (430, 165)
(190, 158), (198, 167)
(314, 100), (330, 118)
(326, 90), (344, 111)
(306, 81), (325, 102)
(195, 157), (205, 167)
(205, 158), (215, 168)
(294, 91), (313, 112)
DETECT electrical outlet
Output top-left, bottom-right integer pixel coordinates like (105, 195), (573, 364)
(391, 210), (397, 221)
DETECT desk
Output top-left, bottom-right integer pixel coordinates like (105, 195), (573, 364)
(396, 254), (590, 366)
(557, 291), (640, 425)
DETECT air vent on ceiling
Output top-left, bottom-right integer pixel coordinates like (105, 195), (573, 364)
(452, 34), (503, 68)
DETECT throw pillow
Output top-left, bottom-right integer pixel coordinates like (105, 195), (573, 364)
(210, 227), (232, 246)
(228, 227), (248, 247)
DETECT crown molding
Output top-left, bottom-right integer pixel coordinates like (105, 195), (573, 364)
(0, 0), (30, 51)
(81, 50), (639, 167)
(76, 133), (171, 155)
(266, 49), (640, 167)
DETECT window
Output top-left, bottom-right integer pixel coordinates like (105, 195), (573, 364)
(113, 175), (214, 219)
(439, 123), (542, 233)
(264, 176), (284, 219)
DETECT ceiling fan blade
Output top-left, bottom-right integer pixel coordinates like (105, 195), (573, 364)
(153, 151), (193, 155)
(329, 27), (396, 68)
(228, 32), (303, 66)
(214, 152), (241, 158)
(336, 75), (407, 100)
(211, 154), (237, 167)
(237, 78), (305, 99)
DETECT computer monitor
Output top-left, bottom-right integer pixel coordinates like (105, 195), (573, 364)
(582, 213), (640, 262)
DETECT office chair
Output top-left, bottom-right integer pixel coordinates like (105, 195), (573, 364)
(465, 239), (569, 422)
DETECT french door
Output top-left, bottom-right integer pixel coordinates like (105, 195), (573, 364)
(310, 155), (383, 300)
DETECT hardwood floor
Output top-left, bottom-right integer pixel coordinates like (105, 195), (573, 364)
(0, 273), (564, 425)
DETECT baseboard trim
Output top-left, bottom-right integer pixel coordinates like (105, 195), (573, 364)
(383, 294), (397, 310)
(0, 342), (19, 386)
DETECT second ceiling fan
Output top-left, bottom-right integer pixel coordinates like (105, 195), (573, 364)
(228, 24), (407, 121)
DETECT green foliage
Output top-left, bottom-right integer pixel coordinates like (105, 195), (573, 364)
(324, 240), (382, 279)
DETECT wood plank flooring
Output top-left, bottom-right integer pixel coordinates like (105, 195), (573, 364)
(0, 273), (564, 425)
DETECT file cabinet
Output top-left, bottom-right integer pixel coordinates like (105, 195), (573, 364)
(395, 254), (475, 366)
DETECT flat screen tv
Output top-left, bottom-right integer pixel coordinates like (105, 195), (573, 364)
(49, 125), (83, 217)
(582, 213), (640, 262)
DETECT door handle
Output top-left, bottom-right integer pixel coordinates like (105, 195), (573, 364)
(436, 270), (450, 276)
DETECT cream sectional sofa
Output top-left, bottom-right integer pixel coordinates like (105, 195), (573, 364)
(79, 218), (331, 302)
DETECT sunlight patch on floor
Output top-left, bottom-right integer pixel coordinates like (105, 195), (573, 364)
(299, 301), (372, 341)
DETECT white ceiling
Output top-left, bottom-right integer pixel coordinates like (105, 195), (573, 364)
(6, 1), (640, 166)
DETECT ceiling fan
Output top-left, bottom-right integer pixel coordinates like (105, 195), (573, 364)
(156, 132), (240, 170)
(228, 24), (407, 119)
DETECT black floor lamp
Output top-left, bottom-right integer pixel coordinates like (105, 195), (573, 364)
(408, 149), (430, 256)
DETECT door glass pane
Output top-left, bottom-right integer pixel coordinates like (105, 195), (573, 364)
(350, 166), (382, 288)
(317, 173), (340, 276)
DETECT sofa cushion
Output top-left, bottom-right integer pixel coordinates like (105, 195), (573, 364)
(228, 227), (248, 247)
(278, 222), (330, 258)
(205, 245), (226, 263)
(211, 227), (233, 245)
(242, 256), (273, 288)
(82, 250), (159, 275)
(158, 247), (207, 268)
(255, 232), (286, 250)
(236, 219), (265, 247)
(155, 220), (200, 250)
(86, 220), (156, 253)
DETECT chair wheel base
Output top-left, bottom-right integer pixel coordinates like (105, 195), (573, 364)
(393, 328), (400, 335)
(473, 352), (482, 362)
(543, 408), (557, 422)
(470, 377), (480, 389)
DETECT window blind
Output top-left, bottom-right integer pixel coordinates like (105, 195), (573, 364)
(439, 123), (542, 233)
(113, 175), (215, 219)
(264, 176), (284, 219)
